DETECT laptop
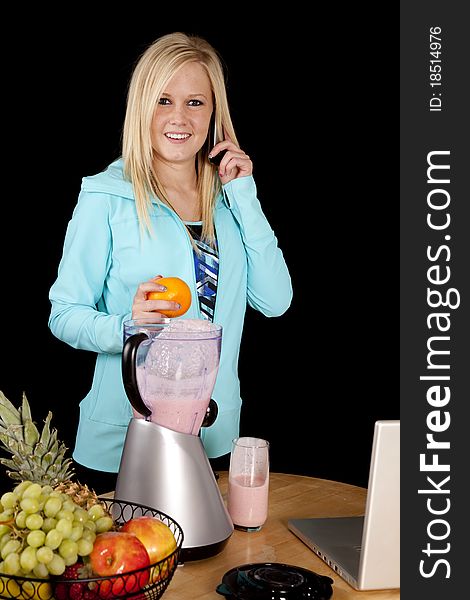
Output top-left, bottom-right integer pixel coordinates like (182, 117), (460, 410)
(288, 420), (400, 590)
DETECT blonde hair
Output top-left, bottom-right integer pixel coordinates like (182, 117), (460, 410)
(122, 32), (238, 244)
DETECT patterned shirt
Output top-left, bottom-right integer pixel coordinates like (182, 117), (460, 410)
(185, 222), (219, 322)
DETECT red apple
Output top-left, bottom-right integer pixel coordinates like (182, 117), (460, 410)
(121, 516), (177, 581)
(89, 531), (150, 598)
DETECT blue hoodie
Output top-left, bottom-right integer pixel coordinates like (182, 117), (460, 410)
(49, 159), (292, 472)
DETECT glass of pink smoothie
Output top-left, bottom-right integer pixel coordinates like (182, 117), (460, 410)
(227, 437), (270, 532)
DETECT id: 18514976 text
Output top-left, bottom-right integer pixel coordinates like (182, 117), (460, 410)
(429, 26), (443, 112)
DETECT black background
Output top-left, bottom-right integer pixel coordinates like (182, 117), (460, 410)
(1, 10), (398, 493)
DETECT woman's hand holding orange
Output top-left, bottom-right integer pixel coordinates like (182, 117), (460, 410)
(210, 139), (253, 185)
(132, 275), (181, 321)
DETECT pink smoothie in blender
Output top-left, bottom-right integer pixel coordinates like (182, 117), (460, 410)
(132, 319), (222, 435)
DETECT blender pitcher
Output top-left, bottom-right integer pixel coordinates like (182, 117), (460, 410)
(122, 318), (221, 433)
(116, 318), (233, 561)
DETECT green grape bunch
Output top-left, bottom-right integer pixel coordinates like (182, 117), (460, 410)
(0, 480), (113, 579)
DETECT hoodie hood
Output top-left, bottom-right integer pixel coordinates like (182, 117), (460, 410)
(81, 157), (226, 208)
(81, 158), (136, 199)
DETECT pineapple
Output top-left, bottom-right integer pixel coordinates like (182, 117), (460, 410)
(0, 390), (104, 510)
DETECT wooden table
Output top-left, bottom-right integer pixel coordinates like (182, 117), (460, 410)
(163, 472), (400, 599)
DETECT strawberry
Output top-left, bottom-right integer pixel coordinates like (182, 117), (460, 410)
(54, 561), (98, 600)
(63, 563), (82, 580)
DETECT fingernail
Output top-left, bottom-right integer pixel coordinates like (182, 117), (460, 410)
(159, 286), (167, 292)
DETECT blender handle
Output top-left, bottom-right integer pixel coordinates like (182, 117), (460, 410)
(122, 332), (152, 419)
(201, 398), (218, 428)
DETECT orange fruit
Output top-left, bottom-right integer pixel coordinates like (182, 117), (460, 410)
(147, 276), (192, 318)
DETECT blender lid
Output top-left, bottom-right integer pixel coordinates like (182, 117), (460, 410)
(216, 562), (334, 599)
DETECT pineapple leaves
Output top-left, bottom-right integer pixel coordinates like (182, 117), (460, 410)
(20, 391), (40, 447)
(23, 419), (40, 448)
(20, 391), (33, 421)
(0, 390), (75, 486)
(0, 394), (24, 443)
(38, 412), (52, 451)
(0, 391), (22, 424)
(0, 390), (39, 447)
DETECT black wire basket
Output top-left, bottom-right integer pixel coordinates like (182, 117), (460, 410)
(0, 498), (184, 600)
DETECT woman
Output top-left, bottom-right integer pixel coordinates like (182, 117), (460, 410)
(49, 32), (292, 492)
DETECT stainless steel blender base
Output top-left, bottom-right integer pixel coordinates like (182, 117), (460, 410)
(115, 418), (233, 560)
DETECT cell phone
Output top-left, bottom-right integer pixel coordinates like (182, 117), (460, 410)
(208, 118), (227, 166)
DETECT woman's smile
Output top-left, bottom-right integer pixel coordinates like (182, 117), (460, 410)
(164, 132), (192, 143)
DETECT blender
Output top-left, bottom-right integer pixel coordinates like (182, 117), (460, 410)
(115, 319), (233, 561)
